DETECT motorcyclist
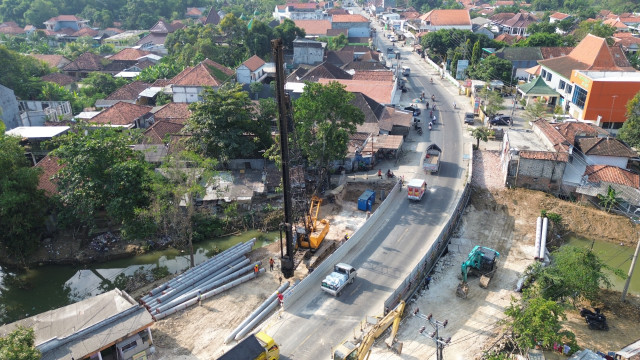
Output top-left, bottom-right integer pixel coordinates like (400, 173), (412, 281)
(428, 122), (432, 130)
(386, 169), (394, 178)
(431, 94), (435, 101)
(453, 102), (457, 109)
(430, 77), (433, 84)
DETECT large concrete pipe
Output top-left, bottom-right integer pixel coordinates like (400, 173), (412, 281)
(540, 217), (548, 260)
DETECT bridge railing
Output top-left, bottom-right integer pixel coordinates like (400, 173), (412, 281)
(383, 143), (473, 312)
(283, 179), (404, 307)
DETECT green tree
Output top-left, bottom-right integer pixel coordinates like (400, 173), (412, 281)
(186, 83), (272, 162)
(39, 82), (73, 102)
(573, 20), (616, 43)
(618, 90), (640, 147)
(467, 55), (514, 84)
(470, 40), (481, 66)
(273, 18), (306, 50)
(0, 124), (47, 260)
(517, 32), (574, 47)
(293, 81), (364, 182)
(249, 81), (264, 100)
(504, 296), (574, 351)
(246, 19), (274, 59)
(597, 185), (622, 213)
(535, 246), (624, 303)
(523, 98), (548, 122)
(0, 45), (50, 99)
(450, 52), (461, 78)
(143, 151), (217, 267)
(0, 327), (41, 360)
(81, 72), (126, 96)
(478, 87), (506, 117)
(471, 126), (491, 149)
(51, 125), (153, 231)
(421, 29), (499, 60)
(23, 0), (58, 28)
(527, 21), (558, 34)
(137, 59), (184, 83)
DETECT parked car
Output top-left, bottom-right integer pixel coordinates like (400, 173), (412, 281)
(464, 112), (475, 125)
(404, 106), (421, 116)
(491, 115), (512, 126)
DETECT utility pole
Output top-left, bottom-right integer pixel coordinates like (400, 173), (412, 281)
(414, 308), (451, 360)
(622, 235), (640, 301)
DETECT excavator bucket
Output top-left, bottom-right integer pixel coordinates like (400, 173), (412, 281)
(456, 282), (469, 298)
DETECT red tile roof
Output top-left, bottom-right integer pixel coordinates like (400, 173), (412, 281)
(0, 22), (24, 34)
(186, 7), (203, 16)
(494, 33), (522, 44)
(109, 48), (152, 61)
(45, 15), (83, 23)
(538, 34), (632, 78)
(106, 81), (150, 101)
(30, 54), (70, 68)
(332, 14), (369, 23)
(502, 12), (537, 28)
(419, 9), (471, 26)
(35, 155), (63, 195)
(171, 59), (234, 87)
(351, 70), (394, 81)
(327, 8), (349, 15)
(62, 52), (107, 72)
(241, 55), (266, 72)
(489, 12), (516, 24)
(533, 119), (571, 152)
(577, 137), (637, 157)
(153, 103), (191, 123)
(585, 165), (640, 188)
(519, 150), (569, 162)
(552, 121), (608, 144)
(143, 120), (186, 144)
(72, 27), (98, 37)
(293, 19), (332, 36)
(90, 102), (152, 126)
(318, 79), (395, 104)
(41, 73), (76, 86)
(603, 18), (629, 30)
(550, 12), (570, 20)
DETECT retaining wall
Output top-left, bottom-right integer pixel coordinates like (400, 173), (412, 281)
(383, 143), (474, 312)
(283, 180), (403, 307)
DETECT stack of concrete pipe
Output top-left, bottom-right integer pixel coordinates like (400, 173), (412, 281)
(141, 239), (264, 320)
(224, 280), (299, 344)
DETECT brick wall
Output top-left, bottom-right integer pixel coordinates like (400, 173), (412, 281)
(514, 157), (566, 193)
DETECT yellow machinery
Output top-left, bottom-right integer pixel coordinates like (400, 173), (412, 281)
(333, 301), (406, 360)
(299, 195), (330, 250)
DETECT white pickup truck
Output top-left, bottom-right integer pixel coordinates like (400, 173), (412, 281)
(321, 263), (356, 296)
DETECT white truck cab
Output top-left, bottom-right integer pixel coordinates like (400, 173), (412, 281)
(321, 263), (356, 296)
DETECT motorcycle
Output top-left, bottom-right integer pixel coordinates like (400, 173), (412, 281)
(428, 123), (432, 131)
(386, 171), (395, 178)
(431, 95), (435, 102)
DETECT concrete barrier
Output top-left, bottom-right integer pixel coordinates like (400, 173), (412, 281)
(283, 180), (403, 307)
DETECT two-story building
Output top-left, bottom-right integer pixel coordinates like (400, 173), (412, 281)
(43, 15), (88, 32)
(418, 9), (472, 31)
(331, 14), (370, 37)
(536, 34), (637, 124)
(293, 37), (326, 65)
(236, 55), (268, 84)
(273, 2), (329, 21)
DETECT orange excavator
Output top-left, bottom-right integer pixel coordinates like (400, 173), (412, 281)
(299, 195), (330, 251)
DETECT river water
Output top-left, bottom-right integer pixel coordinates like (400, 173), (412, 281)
(0, 230), (279, 325)
(566, 236), (639, 295)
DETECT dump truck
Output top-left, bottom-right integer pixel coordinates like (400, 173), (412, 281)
(423, 144), (442, 173)
(456, 246), (500, 298)
(321, 263), (356, 297)
(218, 332), (279, 360)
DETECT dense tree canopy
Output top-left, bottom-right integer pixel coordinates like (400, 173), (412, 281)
(186, 83), (273, 162)
(421, 29), (499, 61)
(467, 55), (514, 84)
(618, 91), (640, 148)
(293, 81), (365, 169)
(0, 45), (51, 99)
(51, 126), (153, 231)
(0, 123), (48, 260)
(0, 327), (41, 360)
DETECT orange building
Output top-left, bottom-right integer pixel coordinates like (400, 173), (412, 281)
(568, 70), (640, 128)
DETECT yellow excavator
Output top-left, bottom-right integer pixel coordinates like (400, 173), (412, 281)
(333, 301), (406, 360)
(299, 195), (330, 250)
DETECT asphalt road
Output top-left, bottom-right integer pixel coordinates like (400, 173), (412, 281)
(269, 15), (467, 359)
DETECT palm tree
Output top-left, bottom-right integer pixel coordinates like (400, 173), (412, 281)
(471, 126), (492, 149)
(597, 185), (621, 213)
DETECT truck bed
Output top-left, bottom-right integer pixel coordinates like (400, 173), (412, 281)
(424, 153), (439, 165)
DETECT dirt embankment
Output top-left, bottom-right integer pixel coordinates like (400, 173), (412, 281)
(483, 188), (638, 246)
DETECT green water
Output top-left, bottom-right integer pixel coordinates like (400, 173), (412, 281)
(566, 236), (639, 295)
(0, 230), (279, 325)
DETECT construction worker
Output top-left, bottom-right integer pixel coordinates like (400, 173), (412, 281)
(269, 257), (275, 271)
(377, 169), (382, 179)
(254, 264), (259, 274)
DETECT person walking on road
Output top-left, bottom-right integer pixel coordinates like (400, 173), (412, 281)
(425, 275), (432, 289)
(269, 257), (275, 271)
(378, 169), (382, 179)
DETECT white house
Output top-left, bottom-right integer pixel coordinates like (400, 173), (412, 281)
(236, 55), (267, 84)
(331, 14), (371, 38)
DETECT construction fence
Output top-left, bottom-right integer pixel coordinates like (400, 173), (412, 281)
(283, 179), (404, 308)
(383, 143), (474, 313)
